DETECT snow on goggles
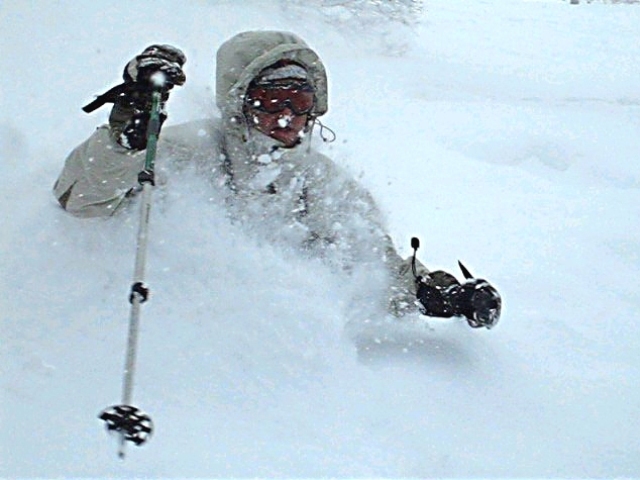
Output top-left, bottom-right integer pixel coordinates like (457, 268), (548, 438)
(246, 85), (315, 116)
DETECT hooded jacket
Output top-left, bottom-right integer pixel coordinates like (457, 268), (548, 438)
(52, 31), (426, 314)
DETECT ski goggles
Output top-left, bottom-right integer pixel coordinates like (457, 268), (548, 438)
(245, 84), (315, 116)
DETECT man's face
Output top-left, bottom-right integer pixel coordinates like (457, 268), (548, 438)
(244, 83), (315, 148)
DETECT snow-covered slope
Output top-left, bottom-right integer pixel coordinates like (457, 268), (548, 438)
(2, 0), (640, 477)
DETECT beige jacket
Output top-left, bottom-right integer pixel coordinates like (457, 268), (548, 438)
(52, 31), (426, 314)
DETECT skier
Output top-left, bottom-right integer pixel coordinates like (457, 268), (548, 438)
(52, 31), (501, 328)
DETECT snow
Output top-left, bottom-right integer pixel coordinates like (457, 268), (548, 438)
(2, 0), (640, 477)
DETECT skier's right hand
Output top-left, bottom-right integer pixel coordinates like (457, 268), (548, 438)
(110, 45), (186, 150)
(123, 44), (187, 91)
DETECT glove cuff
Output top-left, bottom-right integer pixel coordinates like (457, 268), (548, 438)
(108, 86), (167, 150)
(416, 281), (455, 318)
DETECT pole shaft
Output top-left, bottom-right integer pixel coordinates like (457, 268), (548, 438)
(122, 186), (152, 405)
(120, 89), (162, 408)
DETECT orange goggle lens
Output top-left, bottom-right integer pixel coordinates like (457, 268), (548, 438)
(246, 86), (315, 115)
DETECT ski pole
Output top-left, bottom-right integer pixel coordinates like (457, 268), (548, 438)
(99, 73), (167, 459)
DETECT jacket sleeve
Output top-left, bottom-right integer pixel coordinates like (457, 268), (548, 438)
(303, 153), (430, 315)
(52, 125), (146, 217)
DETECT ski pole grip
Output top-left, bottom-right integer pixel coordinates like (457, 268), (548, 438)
(139, 87), (165, 177)
(147, 108), (162, 138)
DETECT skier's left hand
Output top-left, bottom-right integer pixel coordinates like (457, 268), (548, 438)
(448, 279), (502, 329)
(409, 238), (501, 329)
(416, 274), (502, 329)
(416, 282), (456, 318)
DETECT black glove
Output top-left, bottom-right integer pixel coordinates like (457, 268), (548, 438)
(122, 44), (187, 89)
(415, 271), (458, 318)
(416, 273), (501, 329)
(447, 279), (502, 329)
(110, 44), (186, 150)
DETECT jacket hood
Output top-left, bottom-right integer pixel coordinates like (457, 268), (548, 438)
(216, 31), (328, 120)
